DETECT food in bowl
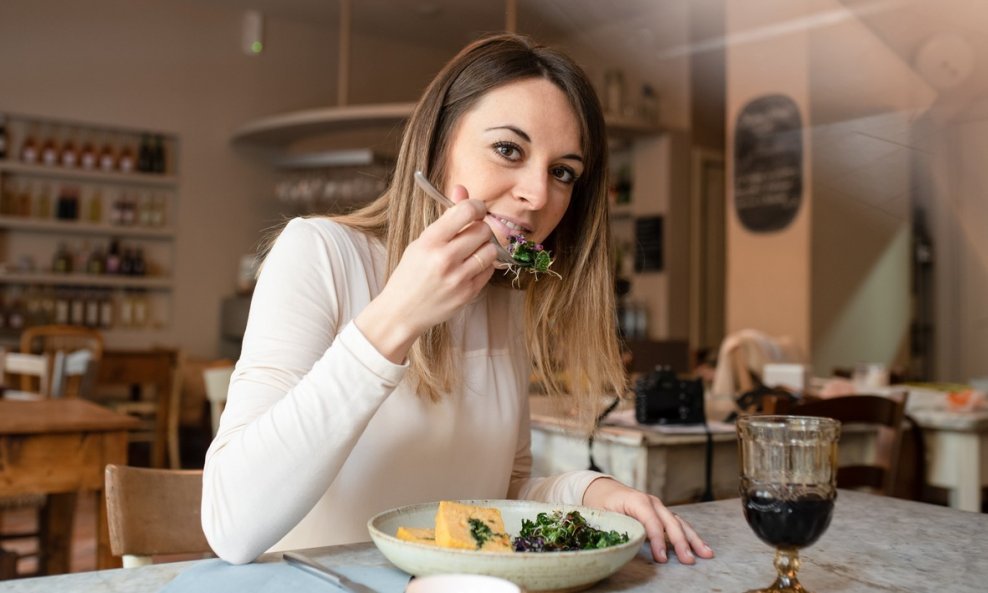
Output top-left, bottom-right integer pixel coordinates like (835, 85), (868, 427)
(398, 500), (629, 553)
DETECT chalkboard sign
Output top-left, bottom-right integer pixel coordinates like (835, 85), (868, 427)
(634, 216), (663, 272)
(734, 94), (804, 233)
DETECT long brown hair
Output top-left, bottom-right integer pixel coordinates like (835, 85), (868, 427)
(337, 33), (626, 426)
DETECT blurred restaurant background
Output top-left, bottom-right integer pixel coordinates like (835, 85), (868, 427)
(0, 0), (986, 577)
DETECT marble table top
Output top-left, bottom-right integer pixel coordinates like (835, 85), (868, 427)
(2, 490), (984, 593)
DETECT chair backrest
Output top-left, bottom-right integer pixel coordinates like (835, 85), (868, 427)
(767, 391), (909, 496)
(2, 351), (53, 399)
(202, 365), (234, 435)
(104, 464), (212, 567)
(20, 325), (104, 397)
(97, 348), (183, 469)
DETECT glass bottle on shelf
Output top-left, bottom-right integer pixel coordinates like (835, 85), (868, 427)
(132, 290), (149, 327)
(52, 242), (72, 273)
(0, 180), (14, 215)
(7, 288), (25, 332)
(0, 113), (8, 160)
(138, 133), (152, 172)
(54, 289), (70, 325)
(87, 243), (105, 275)
(107, 189), (122, 225)
(25, 287), (43, 327)
(152, 193), (167, 227)
(88, 187), (103, 223)
(117, 134), (136, 173)
(53, 289), (70, 325)
(98, 132), (116, 172)
(118, 290), (133, 327)
(99, 290), (114, 329)
(36, 182), (52, 219)
(105, 238), (121, 274)
(0, 294), (8, 331)
(60, 127), (78, 168)
(79, 132), (98, 170)
(85, 290), (100, 328)
(121, 193), (136, 225)
(120, 245), (135, 275)
(39, 288), (55, 324)
(152, 134), (166, 173)
(55, 185), (79, 220)
(20, 122), (39, 164)
(70, 290), (85, 326)
(133, 247), (147, 276)
(16, 181), (33, 217)
(138, 192), (153, 226)
(40, 125), (60, 166)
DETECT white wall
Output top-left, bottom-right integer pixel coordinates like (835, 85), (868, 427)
(0, 0), (452, 357)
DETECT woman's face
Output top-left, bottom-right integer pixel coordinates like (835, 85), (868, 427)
(444, 77), (584, 246)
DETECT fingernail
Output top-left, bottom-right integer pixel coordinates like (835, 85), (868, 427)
(703, 544), (713, 552)
(686, 549), (694, 558)
(658, 549), (668, 562)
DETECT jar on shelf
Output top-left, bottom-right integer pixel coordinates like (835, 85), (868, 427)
(603, 69), (625, 116)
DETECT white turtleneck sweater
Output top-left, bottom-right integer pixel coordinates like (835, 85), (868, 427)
(201, 217), (602, 564)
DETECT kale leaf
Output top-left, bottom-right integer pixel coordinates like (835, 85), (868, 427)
(512, 510), (629, 552)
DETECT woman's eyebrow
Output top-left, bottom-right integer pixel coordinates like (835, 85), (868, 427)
(485, 125), (583, 163)
(486, 125), (531, 142)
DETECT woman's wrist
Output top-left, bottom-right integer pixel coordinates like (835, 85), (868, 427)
(354, 297), (422, 364)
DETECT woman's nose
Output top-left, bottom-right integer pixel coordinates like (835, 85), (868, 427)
(514, 169), (550, 210)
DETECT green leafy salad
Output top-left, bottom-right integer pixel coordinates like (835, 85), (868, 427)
(506, 234), (561, 283)
(512, 510), (630, 552)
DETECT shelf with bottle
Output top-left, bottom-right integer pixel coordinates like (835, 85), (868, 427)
(0, 112), (174, 176)
(0, 285), (160, 335)
(0, 175), (173, 238)
(0, 160), (177, 187)
(0, 273), (172, 290)
(1, 238), (171, 290)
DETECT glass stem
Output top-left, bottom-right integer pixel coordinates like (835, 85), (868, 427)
(770, 548), (806, 592)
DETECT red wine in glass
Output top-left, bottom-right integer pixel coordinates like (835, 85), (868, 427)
(742, 489), (835, 549)
(737, 415), (841, 593)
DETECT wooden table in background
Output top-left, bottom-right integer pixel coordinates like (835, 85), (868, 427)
(0, 398), (138, 573)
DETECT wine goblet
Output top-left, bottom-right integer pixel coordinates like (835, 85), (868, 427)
(737, 415), (841, 593)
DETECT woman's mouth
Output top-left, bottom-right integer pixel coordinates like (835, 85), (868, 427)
(486, 214), (533, 243)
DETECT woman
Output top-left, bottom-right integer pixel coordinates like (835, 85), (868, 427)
(202, 33), (713, 566)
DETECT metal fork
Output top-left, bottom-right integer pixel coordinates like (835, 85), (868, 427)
(413, 171), (525, 267)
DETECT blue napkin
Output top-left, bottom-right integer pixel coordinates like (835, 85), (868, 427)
(159, 558), (412, 593)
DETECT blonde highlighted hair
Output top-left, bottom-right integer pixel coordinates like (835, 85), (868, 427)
(304, 33), (626, 428)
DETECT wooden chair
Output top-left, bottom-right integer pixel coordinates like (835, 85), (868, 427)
(19, 325), (103, 398)
(0, 351), (55, 577)
(0, 350), (94, 578)
(765, 392), (909, 496)
(104, 464), (212, 567)
(96, 349), (185, 469)
(2, 351), (53, 400)
(203, 365), (234, 436)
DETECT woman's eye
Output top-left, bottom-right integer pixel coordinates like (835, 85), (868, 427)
(551, 165), (577, 184)
(493, 142), (522, 161)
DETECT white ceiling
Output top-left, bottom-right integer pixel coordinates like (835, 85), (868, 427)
(199, 0), (677, 55)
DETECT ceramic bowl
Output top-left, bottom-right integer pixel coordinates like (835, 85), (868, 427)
(367, 499), (645, 593)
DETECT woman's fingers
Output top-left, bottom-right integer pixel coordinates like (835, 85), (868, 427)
(581, 478), (713, 566)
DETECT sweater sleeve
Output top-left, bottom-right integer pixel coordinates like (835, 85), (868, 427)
(201, 219), (407, 564)
(507, 386), (608, 505)
(503, 327), (609, 506)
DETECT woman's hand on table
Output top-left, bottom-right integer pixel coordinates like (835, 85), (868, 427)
(583, 477), (714, 564)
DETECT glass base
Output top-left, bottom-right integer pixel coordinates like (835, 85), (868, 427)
(744, 548), (811, 593)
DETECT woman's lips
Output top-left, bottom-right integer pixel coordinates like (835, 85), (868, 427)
(486, 214), (532, 244)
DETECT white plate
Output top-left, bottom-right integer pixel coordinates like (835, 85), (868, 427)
(367, 499), (646, 593)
